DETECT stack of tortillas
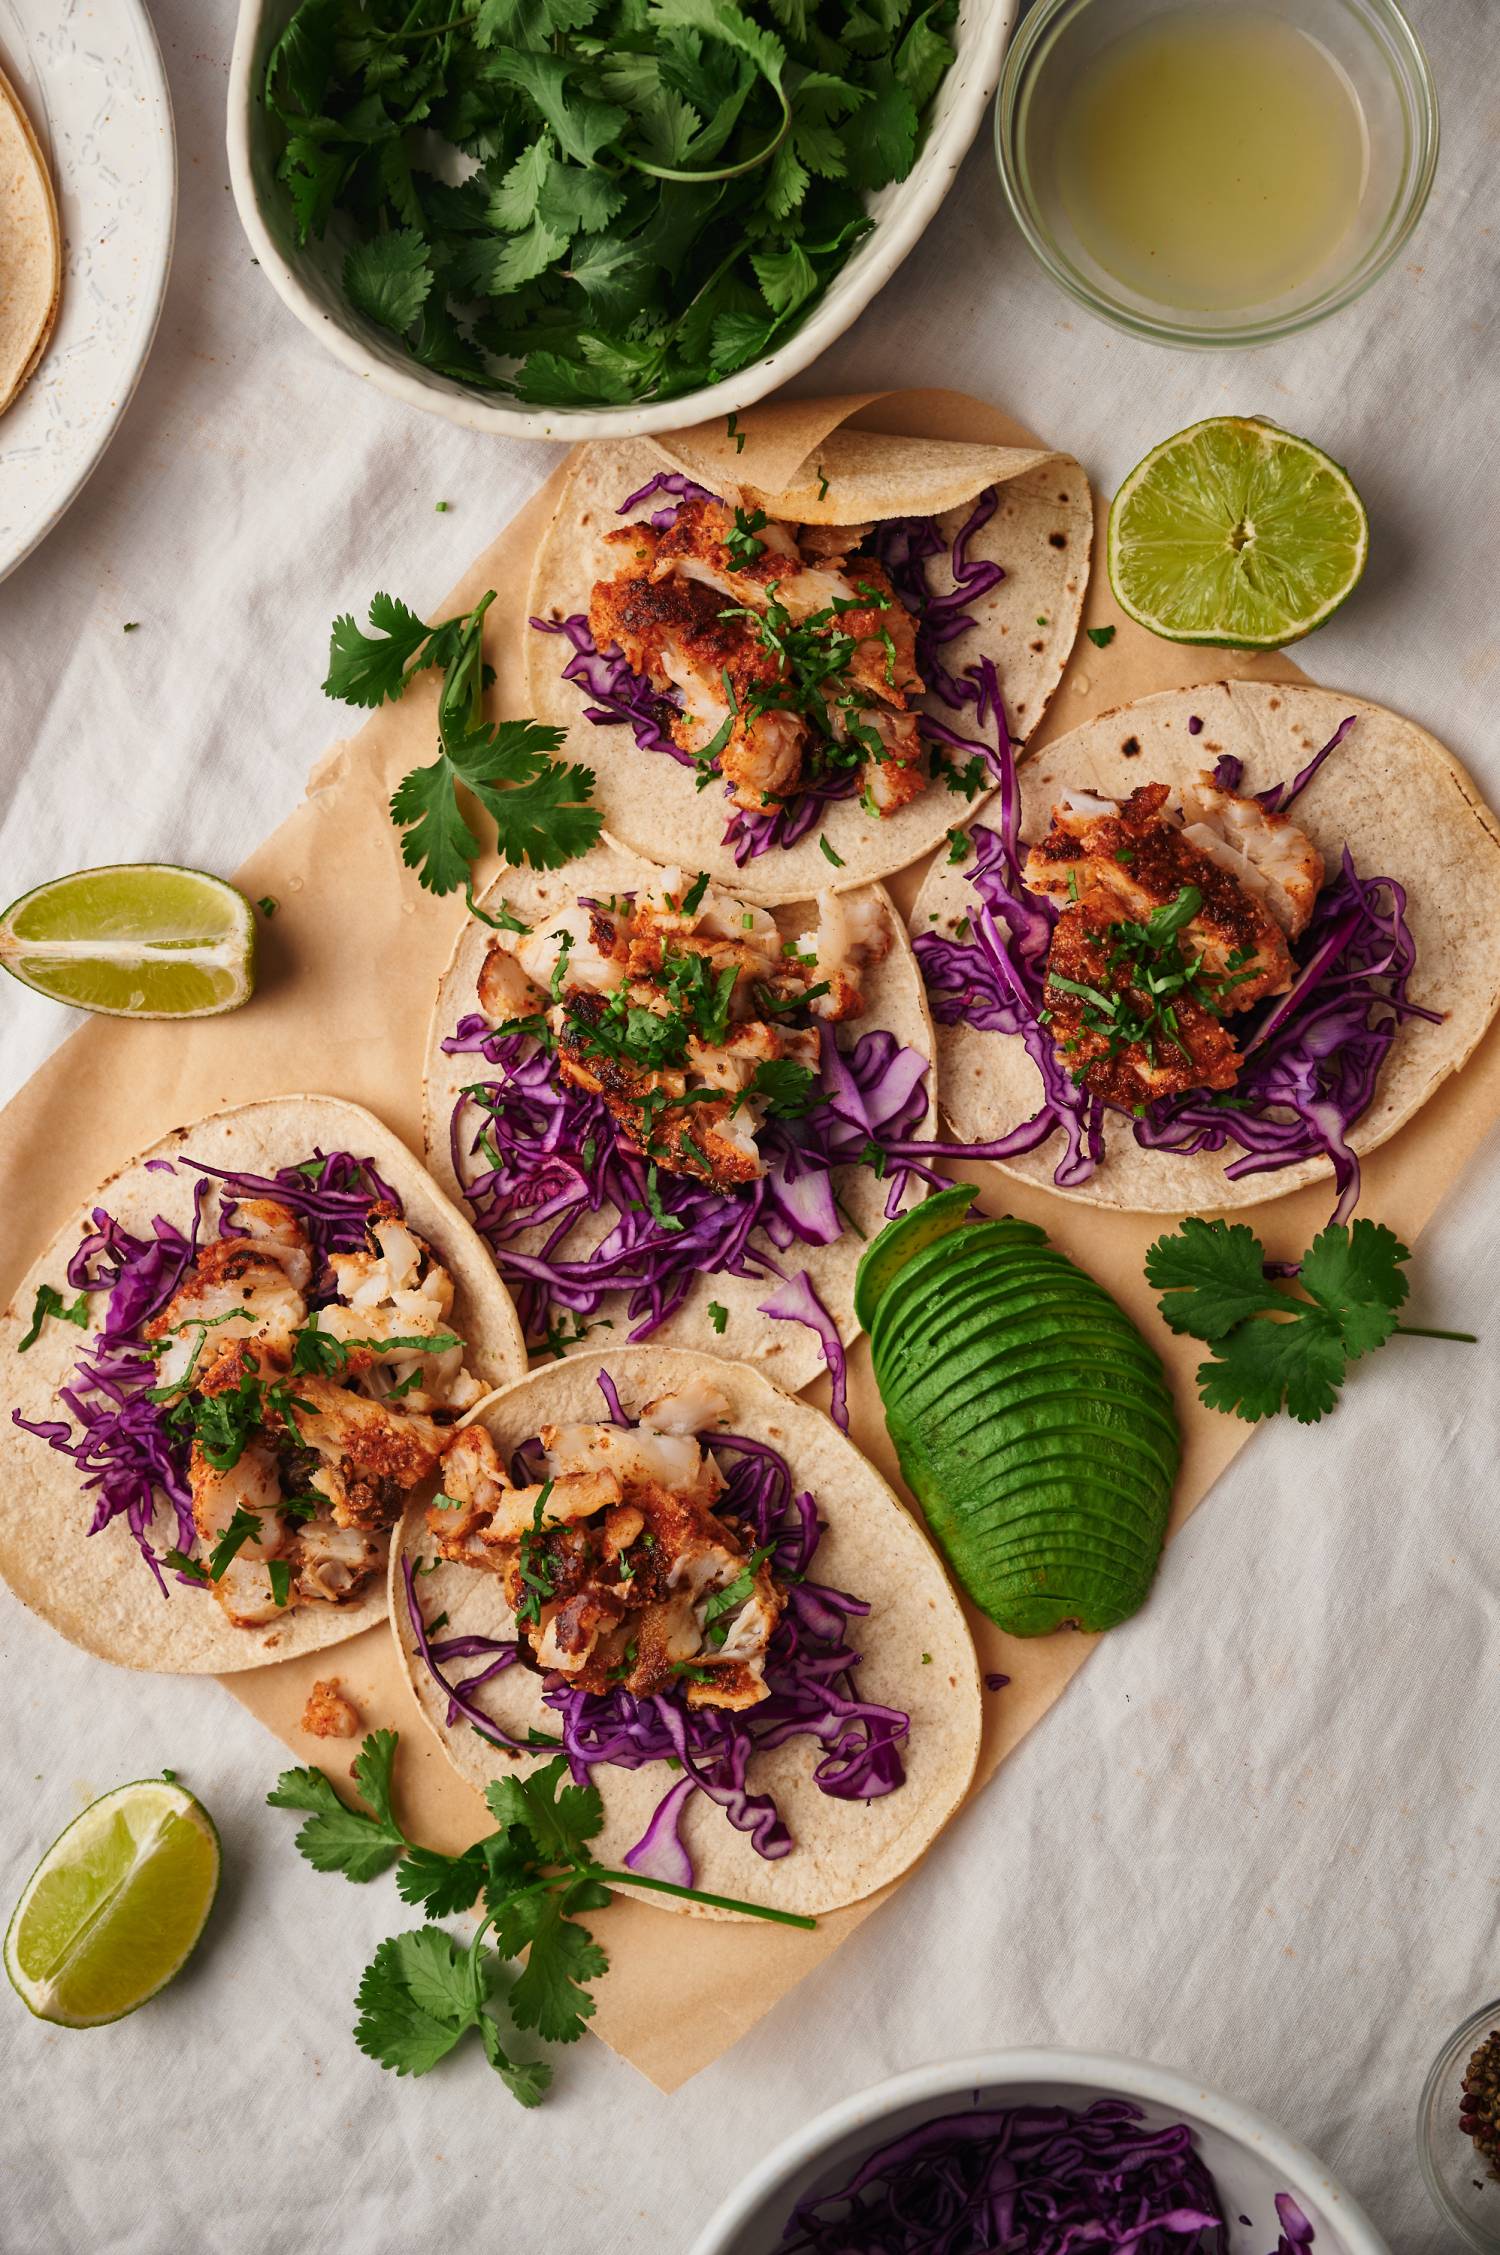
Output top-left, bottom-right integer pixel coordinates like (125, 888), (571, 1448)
(0, 61), (60, 417)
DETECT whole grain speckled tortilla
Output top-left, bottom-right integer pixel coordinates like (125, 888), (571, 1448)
(0, 64), (61, 415)
(391, 1348), (982, 1919)
(422, 843), (935, 1388)
(525, 431), (1091, 902)
(0, 1097), (528, 1673)
(910, 681), (1500, 1213)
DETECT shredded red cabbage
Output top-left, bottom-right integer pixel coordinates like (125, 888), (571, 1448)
(11, 1152), (404, 1593)
(442, 1010), (933, 1428)
(777, 2097), (1317, 2255)
(404, 1375), (909, 1882)
(915, 716), (1442, 1223)
(529, 480), (1007, 861)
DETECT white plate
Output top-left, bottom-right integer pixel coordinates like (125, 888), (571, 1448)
(0, 0), (175, 585)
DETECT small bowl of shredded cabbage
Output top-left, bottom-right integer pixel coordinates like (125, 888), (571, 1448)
(686, 2049), (1393, 2255)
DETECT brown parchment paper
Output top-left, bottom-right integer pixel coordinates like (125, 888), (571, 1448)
(3, 391), (1499, 2096)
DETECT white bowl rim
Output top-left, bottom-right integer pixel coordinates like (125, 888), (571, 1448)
(685, 2045), (1394, 2255)
(224, 0), (1017, 441)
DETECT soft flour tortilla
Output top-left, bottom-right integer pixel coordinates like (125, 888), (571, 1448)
(0, 63), (61, 415)
(911, 681), (1500, 1213)
(391, 1348), (982, 1920)
(0, 1097), (528, 1673)
(422, 844), (936, 1389)
(525, 431), (1091, 901)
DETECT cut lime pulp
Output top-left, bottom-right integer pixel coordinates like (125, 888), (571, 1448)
(0, 863), (256, 1018)
(1108, 416), (1369, 648)
(5, 1779), (221, 2027)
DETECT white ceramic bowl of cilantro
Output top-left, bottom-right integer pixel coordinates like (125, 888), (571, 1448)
(686, 2048), (1393, 2255)
(225, 0), (1017, 440)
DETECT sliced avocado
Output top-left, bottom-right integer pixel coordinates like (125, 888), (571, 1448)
(866, 1225), (1064, 1350)
(867, 1202), (1181, 1638)
(928, 1458), (1172, 1530)
(878, 1304), (1169, 1400)
(873, 1276), (1133, 1378)
(853, 1185), (988, 1331)
(869, 1243), (1089, 1357)
(894, 1357), (1176, 1445)
(897, 1403), (1179, 1499)
(950, 1502), (1166, 1578)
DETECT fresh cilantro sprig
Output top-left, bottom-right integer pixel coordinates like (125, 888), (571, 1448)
(263, 0), (957, 409)
(1145, 1216), (1476, 1424)
(268, 1731), (815, 2107)
(324, 589), (601, 892)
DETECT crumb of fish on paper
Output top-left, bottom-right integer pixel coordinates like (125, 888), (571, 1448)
(300, 1677), (360, 1739)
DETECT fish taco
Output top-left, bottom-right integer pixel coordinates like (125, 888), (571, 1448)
(911, 681), (1500, 1215)
(1, 1097), (526, 1672)
(392, 1348), (982, 1919)
(525, 428), (1090, 900)
(424, 842), (944, 1412)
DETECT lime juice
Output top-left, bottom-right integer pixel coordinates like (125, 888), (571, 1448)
(1050, 6), (1369, 314)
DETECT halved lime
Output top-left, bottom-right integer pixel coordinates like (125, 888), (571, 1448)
(0, 864), (256, 1018)
(1108, 416), (1369, 648)
(5, 1779), (220, 2027)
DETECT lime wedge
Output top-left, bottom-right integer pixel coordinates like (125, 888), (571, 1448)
(1108, 416), (1369, 648)
(0, 864), (256, 1017)
(6, 1779), (220, 2027)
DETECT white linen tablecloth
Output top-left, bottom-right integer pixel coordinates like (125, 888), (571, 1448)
(1, 4), (1496, 2248)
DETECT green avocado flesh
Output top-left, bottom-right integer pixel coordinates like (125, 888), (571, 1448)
(860, 1194), (1181, 1638)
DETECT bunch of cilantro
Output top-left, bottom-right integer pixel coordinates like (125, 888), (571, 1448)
(269, 1729), (813, 2104)
(263, 0), (958, 407)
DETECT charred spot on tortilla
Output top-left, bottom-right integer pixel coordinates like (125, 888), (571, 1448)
(1121, 736), (1142, 758)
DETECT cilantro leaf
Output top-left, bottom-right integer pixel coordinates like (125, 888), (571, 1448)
(751, 241), (816, 319)
(1299, 1219), (1410, 1352)
(841, 68), (919, 191)
(495, 1889), (607, 2043)
(344, 229), (433, 338)
(352, 1728), (401, 1833)
(390, 753), (485, 897)
(1144, 1215), (1284, 1338)
(490, 50), (628, 166)
(396, 1844), (487, 1918)
(324, 593), (453, 709)
(354, 1930), (477, 2076)
(267, 1742), (407, 1882)
(451, 724), (603, 874)
(484, 1757), (604, 1867)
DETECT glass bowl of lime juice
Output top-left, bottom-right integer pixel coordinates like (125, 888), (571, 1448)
(996, 0), (1438, 347)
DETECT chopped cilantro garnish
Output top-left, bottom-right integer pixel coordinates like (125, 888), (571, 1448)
(1086, 625), (1117, 649)
(17, 1282), (90, 1353)
(707, 1302), (729, 1334)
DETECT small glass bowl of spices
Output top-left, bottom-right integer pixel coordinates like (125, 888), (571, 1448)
(1418, 1998), (1500, 2251)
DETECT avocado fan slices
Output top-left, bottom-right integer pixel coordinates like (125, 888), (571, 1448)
(857, 1192), (1180, 1637)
